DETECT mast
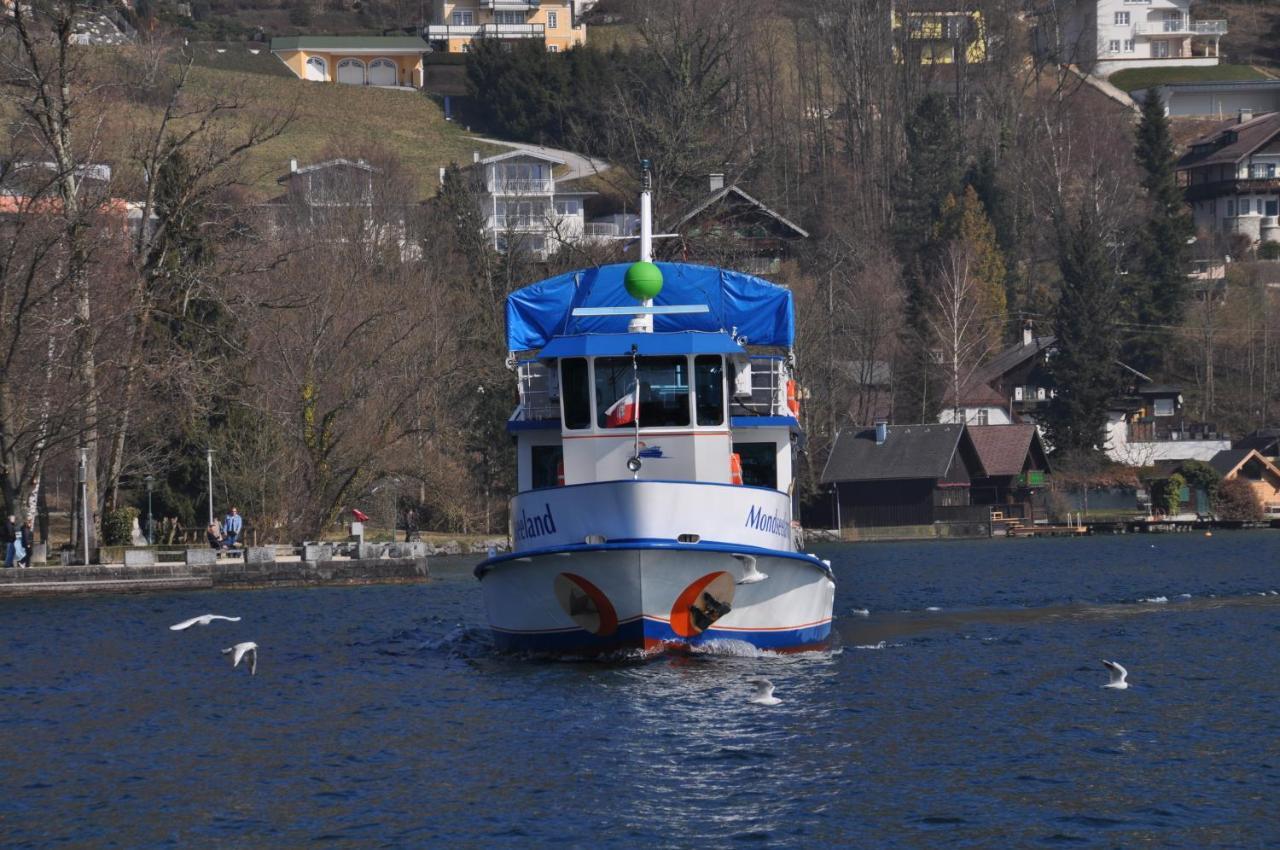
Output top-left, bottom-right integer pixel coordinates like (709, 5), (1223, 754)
(629, 159), (655, 334)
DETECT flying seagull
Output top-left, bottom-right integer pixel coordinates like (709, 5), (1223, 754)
(747, 677), (781, 706)
(734, 554), (769, 585)
(170, 614), (241, 631)
(222, 642), (258, 676)
(1101, 659), (1129, 690)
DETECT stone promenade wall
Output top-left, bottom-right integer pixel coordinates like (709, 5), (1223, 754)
(0, 556), (429, 598)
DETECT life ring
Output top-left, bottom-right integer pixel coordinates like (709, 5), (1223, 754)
(786, 380), (800, 416)
(729, 452), (743, 485)
(556, 458), (565, 487)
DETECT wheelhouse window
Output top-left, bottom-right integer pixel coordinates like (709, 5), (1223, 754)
(560, 358), (591, 429)
(694, 355), (725, 426)
(595, 356), (690, 428)
(733, 442), (778, 489)
(531, 445), (563, 489)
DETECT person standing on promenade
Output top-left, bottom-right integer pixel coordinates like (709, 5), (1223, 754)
(404, 507), (419, 543)
(19, 518), (33, 568)
(223, 507), (243, 549)
(2, 514), (15, 568)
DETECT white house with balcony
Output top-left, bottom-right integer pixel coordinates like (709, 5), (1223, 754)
(1043, 0), (1226, 77)
(472, 149), (593, 259)
(1178, 110), (1280, 245)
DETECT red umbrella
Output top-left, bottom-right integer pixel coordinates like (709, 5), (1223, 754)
(351, 508), (370, 522)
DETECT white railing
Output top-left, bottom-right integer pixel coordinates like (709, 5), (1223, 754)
(493, 214), (552, 229)
(584, 222), (621, 237)
(490, 178), (554, 194)
(482, 23), (545, 37)
(1135, 19), (1226, 35)
(736, 356), (793, 418)
(427, 24), (481, 37)
(515, 360), (559, 421)
(426, 22), (546, 39)
(484, 0), (540, 9)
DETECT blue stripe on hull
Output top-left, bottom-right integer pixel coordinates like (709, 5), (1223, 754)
(491, 618), (832, 655)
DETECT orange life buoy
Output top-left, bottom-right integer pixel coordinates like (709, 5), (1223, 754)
(556, 458), (565, 487)
(786, 380), (800, 416)
(729, 452), (743, 486)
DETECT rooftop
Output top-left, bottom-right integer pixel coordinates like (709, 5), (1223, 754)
(1177, 111), (1280, 169)
(270, 36), (429, 52)
(821, 423), (974, 483)
(967, 424), (1048, 478)
(973, 335), (1056, 385)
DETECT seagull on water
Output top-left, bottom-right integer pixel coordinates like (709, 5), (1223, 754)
(222, 642), (258, 675)
(1101, 659), (1129, 690)
(170, 614), (241, 631)
(747, 678), (781, 706)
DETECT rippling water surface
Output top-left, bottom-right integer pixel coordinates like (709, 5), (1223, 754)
(3, 531), (1280, 847)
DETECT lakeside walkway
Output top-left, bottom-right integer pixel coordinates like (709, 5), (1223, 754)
(0, 544), (431, 598)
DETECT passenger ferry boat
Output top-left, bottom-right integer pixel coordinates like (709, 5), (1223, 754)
(474, 167), (835, 654)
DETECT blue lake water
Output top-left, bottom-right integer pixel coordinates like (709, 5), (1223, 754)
(2, 531), (1279, 848)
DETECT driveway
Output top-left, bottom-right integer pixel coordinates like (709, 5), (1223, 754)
(467, 136), (611, 182)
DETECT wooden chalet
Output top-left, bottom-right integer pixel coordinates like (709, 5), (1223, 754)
(820, 423), (985, 530)
(1208, 449), (1280, 518)
(966, 424), (1051, 522)
(666, 175), (809, 276)
(1234, 429), (1280, 464)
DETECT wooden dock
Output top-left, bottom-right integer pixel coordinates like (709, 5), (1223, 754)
(1005, 523), (1088, 538)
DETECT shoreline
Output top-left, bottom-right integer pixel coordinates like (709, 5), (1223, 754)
(0, 556), (430, 598)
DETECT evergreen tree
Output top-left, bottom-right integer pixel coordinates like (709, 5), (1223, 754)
(465, 40), (569, 143)
(1129, 87), (1194, 373)
(1043, 207), (1125, 455)
(892, 92), (962, 423)
(893, 92), (963, 264)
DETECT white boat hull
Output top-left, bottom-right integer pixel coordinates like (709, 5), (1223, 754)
(477, 542), (835, 654)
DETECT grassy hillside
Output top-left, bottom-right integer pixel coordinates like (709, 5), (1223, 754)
(1108, 63), (1270, 93)
(82, 45), (498, 200)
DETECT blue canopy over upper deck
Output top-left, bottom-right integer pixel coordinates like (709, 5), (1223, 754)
(505, 262), (795, 353)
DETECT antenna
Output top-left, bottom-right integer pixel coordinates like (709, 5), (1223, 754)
(629, 159), (657, 334)
(639, 158), (653, 263)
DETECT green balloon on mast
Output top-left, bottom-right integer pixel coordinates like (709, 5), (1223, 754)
(624, 261), (663, 301)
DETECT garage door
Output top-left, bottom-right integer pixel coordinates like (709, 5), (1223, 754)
(368, 58), (396, 87)
(336, 59), (365, 86)
(305, 57), (327, 81)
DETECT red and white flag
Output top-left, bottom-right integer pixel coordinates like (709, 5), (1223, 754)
(604, 384), (637, 427)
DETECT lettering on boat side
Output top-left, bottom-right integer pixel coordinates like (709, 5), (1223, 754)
(515, 504), (558, 542)
(745, 505), (789, 538)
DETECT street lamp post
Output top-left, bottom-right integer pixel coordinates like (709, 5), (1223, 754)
(206, 449), (214, 527)
(77, 448), (88, 565)
(144, 475), (154, 545)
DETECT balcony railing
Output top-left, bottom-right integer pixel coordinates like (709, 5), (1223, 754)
(1184, 176), (1280, 201)
(1192, 20), (1227, 34)
(426, 23), (546, 39)
(426, 24), (480, 38)
(483, 0), (540, 9)
(584, 222), (619, 237)
(1128, 420), (1224, 443)
(490, 178), (554, 194)
(1135, 19), (1227, 36)
(482, 23), (545, 38)
(493, 214), (552, 229)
